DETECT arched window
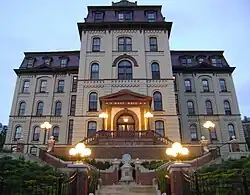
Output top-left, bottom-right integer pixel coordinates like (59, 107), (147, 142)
(52, 126), (60, 141)
(202, 79), (210, 92)
(14, 126), (22, 141)
(118, 37), (132, 52)
(155, 120), (164, 136)
(55, 101), (62, 116)
(32, 126), (40, 141)
(89, 92), (98, 112)
(88, 121), (97, 137)
(36, 101), (44, 116)
(205, 100), (213, 115)
(153, 92), (163, 111)
(151, 62), (160, 80)
(224, 100), (231, 115)
(187, 101), (195, 115)
(118, 60), (133, 80)
(18, 102), (26, 116)
(92, 37), (101, 52)
(190, 124), (198, 141)
(90, 63), (99, 80)
(228, 124), (236, 140)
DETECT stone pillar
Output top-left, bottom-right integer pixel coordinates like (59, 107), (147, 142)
(135, 158), (142, 184)
(16, 138), (25, 153)
(47, 136), (55, 152)
(230, 136), (240, 152)
(67, 164), (89, 195)
(112, 158), (120, 184)
(167, 163), (191, 195)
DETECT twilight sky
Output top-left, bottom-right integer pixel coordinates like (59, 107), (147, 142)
(0, 0), (249, 125)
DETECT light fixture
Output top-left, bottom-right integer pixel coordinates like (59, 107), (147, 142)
(203, 121), (215, 129)
(123, 118), (128, 123)
(40, 121), (52, 144)
(144, 112), (153, 118)
(99, 112), (108, 119)
(166, 142), (189, 162)
(69, 142), (91, 163)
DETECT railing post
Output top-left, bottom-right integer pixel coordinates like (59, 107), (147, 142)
(194, 171), (200, 195)
(242, 172), (249, 195)
(57, 174), (64, 195)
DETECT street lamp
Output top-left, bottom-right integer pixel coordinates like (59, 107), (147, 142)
(203, 121), (215, 143)
(99, 112), (108, 130)
(144, 112), (153, 130)
(40, 122), (52, 145)
(166, 142), (189, 162)
(69, 142), (91, 164)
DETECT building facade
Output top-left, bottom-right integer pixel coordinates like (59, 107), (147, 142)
(5, 0), (245, 147)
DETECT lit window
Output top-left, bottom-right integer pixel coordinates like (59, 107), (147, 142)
(155, 121), (164, 136)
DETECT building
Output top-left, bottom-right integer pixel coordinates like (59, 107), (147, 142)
(5, 0), (245, 153)
(242, 116), (250, 139)
(0, 123), (8, 133)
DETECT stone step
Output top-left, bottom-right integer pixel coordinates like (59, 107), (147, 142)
(97, 185), (157, 195)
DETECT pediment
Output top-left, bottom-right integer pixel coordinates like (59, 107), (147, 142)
(100, 90), (151, 102)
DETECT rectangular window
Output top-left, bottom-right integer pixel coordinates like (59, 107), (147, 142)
(94, 12), (103, 22)
(39, 80), (47, 93)
(219, 79), (227, 92)
(57, 80), (64, 93)
(147, 11), (156, 22)
(27, 58), (34, 68)
(118, 37), (132, 52)
(184, 80), (192, 92)
(149, 37), (158, 52)
(118, 12), (132, 21)
(181, 58), (192, 66)
(72, 76), (78, 92)
(67, 119), (74, 145)
(70, 95), (76, 116)
(22, 80), (30, 93)
(202, 80), (210, 92)
(60, 58), (68, 67)
(92, 38), (101, 52)
(212, 58), (223, 67)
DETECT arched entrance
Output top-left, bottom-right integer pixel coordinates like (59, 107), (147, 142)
(113, 109), (139, 134)
(117, 114), (135, 131)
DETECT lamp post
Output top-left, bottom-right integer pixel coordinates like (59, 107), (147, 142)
(144, 112), (153, 130)
(99, 112), (108, 130)
(166, 142), (189, 162)
(69, 142), (91, 163)
(40, 122), (52, 145)
(203, 121), (215, 144)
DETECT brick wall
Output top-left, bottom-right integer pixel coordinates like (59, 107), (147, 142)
(136, 168), (156, 185)
(100, 169), (119, 185)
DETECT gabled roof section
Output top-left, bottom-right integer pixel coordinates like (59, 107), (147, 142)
(100, 89), (152, 102)
(112, 0), (137, 6)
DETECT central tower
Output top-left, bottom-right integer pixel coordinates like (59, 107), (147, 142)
(72, 0), (180, 144)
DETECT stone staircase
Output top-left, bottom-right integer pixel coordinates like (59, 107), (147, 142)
(96, 184), (159, 195)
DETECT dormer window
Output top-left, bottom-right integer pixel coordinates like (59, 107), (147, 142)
(118, 11), (132, 21)
(27, 58), (35, 68)
(94, 12), (103, 22)
(197, 56), (205, 64)
(180, 57), (192, 66)
(211, 57), (223, 67)
(60, 58), (68, 67)
(147, 11), (156, 22)
(44, 57), (51, 65)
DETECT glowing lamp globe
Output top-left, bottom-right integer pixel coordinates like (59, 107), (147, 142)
(69, 148), (77, 156)
(172, 142), (182, 152)
(75, 143), (86, 152)
(181, 147), (189, 155)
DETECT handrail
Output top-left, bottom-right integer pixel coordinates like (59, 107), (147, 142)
(78, 130), (175, 145)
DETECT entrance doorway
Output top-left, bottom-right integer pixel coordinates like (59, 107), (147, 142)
(117, 114), (135, 131)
